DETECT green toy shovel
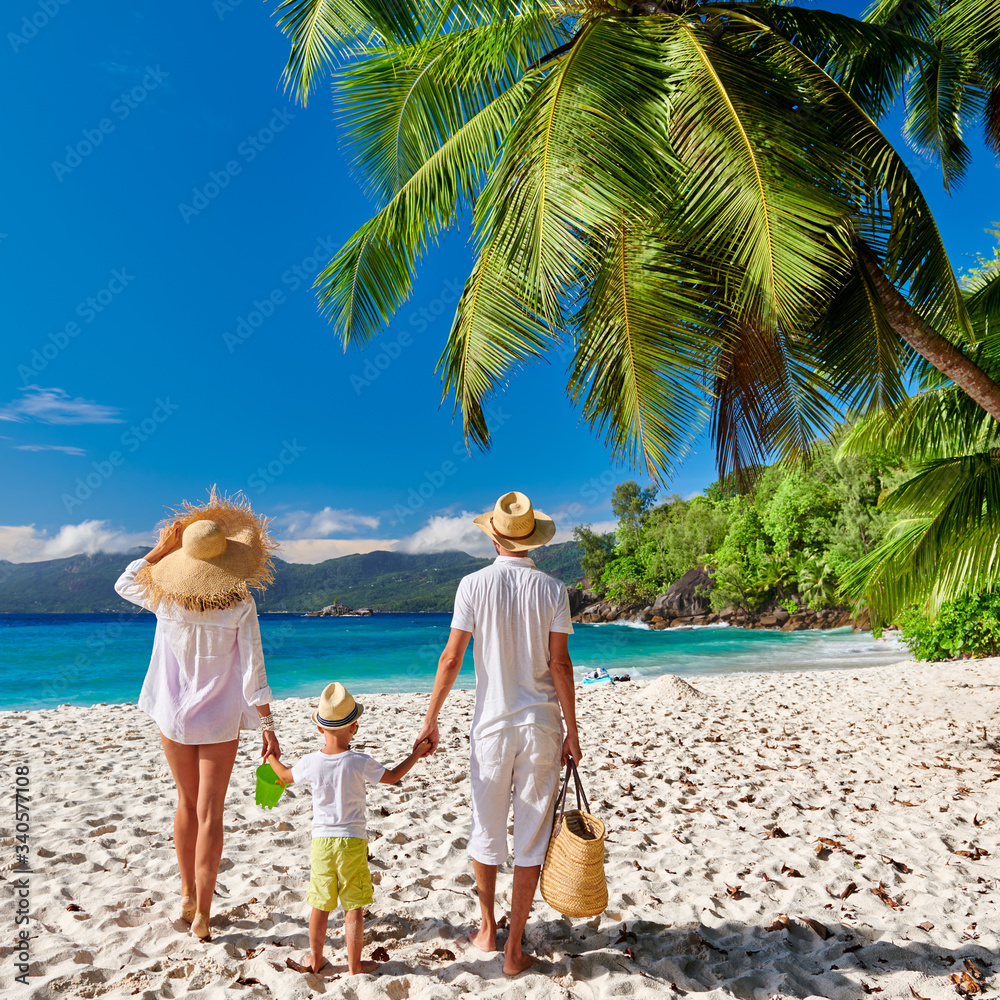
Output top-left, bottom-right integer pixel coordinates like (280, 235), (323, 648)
(255, 763), (286, 809)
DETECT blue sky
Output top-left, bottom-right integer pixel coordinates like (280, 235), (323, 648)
(1, 1), (997, 564)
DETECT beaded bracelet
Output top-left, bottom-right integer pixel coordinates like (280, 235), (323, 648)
(259, 713), (275, 732)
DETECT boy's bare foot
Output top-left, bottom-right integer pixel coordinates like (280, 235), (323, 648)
(179, 895), (196, 925)
(190, 912), (212, 941)
(503, 944), (535, 976)
(349, 960), (379, 975)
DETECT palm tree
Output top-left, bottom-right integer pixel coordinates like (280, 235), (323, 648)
(273, 0), (1000, 481)
(837, 258), (1000, 624)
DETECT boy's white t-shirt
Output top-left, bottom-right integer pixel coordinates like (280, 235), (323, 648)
(291, 749), (386, 839)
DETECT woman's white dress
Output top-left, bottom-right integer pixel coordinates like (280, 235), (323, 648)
(115, 559), (273, 744)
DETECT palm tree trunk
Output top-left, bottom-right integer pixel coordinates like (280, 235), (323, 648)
(859, 245), (1000, 423)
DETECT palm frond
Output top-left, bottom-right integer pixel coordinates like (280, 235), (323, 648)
(316, 82), (529, 343)
(567, 228), (717, 482)
(751, 21), (971, 340)
(337, 9), (562, 204)
(274, 0), (420, 103)
(475, 16), (678, 329)
(662, 17), (856, 333)
(763, 3), (926, 119)
(838, 386), (1000, 462)
(437, 244), (554, 450)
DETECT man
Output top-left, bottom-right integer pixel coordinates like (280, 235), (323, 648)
(414, 491), (581, 975)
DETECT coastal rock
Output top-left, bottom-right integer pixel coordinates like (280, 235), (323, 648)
(652, 566), (715, 617)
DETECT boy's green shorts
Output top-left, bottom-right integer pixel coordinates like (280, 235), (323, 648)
(307, 837), (373, 912)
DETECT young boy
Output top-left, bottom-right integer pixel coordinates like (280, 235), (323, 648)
(265, 681), (431, 975)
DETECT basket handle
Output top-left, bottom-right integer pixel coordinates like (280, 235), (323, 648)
(555, 755), (595, 836)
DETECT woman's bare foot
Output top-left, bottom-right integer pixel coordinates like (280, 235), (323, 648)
(191, 912), (212, 941)
(180, 895), (196, 925)
(503, 944), (535, 976)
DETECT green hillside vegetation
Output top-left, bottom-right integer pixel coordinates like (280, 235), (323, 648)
(577, 428), (899, 618)
(0, 542), (582, 614)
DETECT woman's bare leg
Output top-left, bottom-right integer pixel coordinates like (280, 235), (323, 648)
(160, 735), (239, 937)
(159, 735), (200, 916)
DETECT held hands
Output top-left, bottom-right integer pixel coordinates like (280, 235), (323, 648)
(413, 737), (434, 759)
(413, 721), (440, 756)
(261, 730), (280, 761)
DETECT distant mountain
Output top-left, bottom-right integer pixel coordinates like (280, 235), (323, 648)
(0, 541), (583, 613)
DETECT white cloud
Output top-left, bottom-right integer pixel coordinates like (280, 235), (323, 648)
(277, 538), (398, 564)
(277, 507), (380, 539)
(0, 386), (122, 425)
(13, 443), (86, 456)
(0, 521), (150, 563)
(397, 513), (496, 558)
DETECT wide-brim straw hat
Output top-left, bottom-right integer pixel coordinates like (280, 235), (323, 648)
(311, 682), (364, 730)
(473, 491), (556, 551)
(135, 487), (277, 611)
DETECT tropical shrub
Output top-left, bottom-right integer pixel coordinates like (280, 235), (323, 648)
(896, 592), (1000, 661)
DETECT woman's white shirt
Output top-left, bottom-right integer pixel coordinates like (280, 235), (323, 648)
(115, 558), (273, 744)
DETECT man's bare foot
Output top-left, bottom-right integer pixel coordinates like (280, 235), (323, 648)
(463, 925), (497, 952)
(503, 945), (535, 976)
(349, 960), (379, 975)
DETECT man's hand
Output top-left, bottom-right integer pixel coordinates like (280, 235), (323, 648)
(414, 721), (440, 756)
(561, 733), (582, 767)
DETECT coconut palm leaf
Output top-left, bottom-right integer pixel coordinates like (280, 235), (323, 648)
(474, 17), (678, 329)
(274, 0), (421, 102)
(336, 10), (563, 204)
(316, 82), (530, 343)
(761, 3), (925, 119)
(745, 16), (971, 340)
(567, 226), (716, 481)
(659, 16), (856, 333)
(437, 244), (554, 450)
(813, 251), (914, 415)
(902, 42), (983, 191)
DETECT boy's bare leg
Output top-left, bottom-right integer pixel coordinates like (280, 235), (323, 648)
(470, 860), (499, 951)
(309, 908), (329, 973)
(344, 907), (378, 974)
(503, 864), (541, 975)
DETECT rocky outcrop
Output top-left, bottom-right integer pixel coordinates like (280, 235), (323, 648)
(306, 604), (374, 617)
(652, 566), (715, 617)
(567, 586), (599, 617)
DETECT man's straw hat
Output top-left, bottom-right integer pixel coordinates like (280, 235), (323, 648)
(473, 491), (556, 551)
(135, 487), (277, 611)
(311, 682), (364, 730)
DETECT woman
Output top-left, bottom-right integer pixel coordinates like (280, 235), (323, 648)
(115, 489), (280, 941)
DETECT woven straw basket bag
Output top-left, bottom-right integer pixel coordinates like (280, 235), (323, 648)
(540, 757), (608, 919)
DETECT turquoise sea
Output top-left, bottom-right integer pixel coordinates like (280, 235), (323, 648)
(0, 612), (908, 711)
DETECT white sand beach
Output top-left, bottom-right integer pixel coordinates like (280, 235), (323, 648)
(3, 657), (999, 1000)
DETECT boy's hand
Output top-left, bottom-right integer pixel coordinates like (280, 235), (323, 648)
(414, 737), (434, 759)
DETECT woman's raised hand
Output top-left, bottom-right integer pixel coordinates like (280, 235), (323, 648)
(144, 520), (184, 565)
